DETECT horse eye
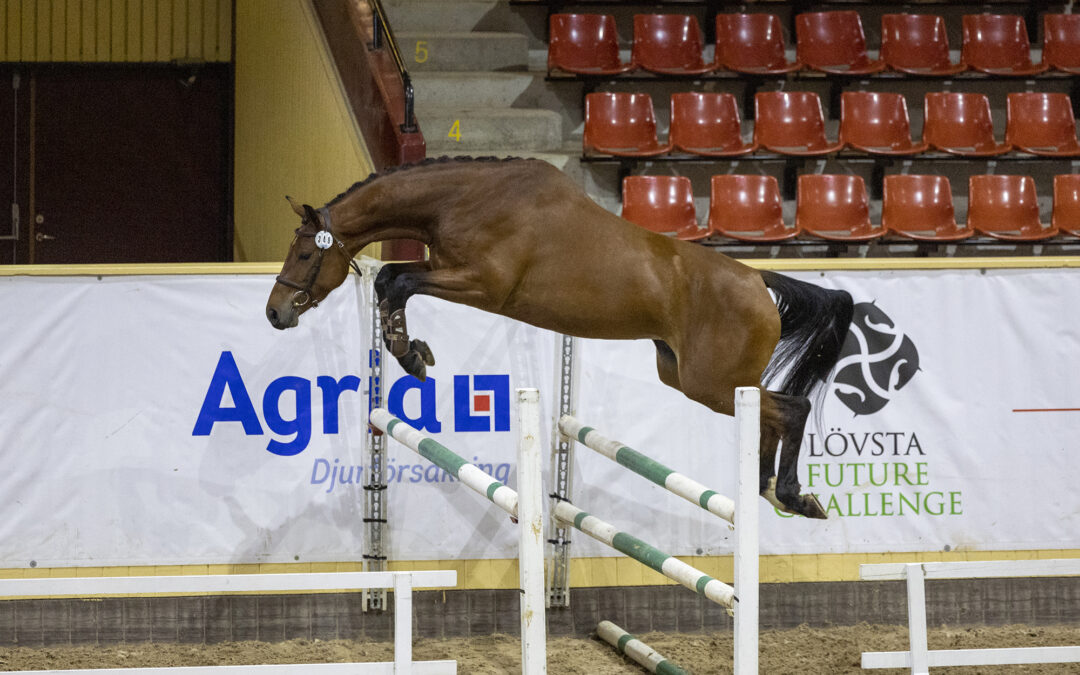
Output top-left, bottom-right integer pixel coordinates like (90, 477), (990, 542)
(297, 252), (312, 261)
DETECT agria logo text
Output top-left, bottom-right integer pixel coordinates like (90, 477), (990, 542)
(192, 351), (511, 456)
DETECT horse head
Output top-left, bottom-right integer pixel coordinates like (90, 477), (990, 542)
(265, 197), (357, 330)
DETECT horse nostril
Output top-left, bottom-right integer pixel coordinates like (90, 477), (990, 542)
(267, 307), (279, 324)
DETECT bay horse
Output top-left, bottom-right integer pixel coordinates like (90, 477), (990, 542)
(266, 157), (852, 519)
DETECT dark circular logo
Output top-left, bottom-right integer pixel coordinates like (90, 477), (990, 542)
(831, 302), (920, 416)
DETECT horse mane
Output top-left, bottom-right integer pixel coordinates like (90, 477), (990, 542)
(326, 155), (530, 206)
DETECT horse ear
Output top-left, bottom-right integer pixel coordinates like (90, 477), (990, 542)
(285, 196), (305, 219)
(303, 204), (319, 225)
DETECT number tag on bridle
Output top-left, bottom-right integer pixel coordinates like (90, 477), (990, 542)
(314, 231), (333, 249)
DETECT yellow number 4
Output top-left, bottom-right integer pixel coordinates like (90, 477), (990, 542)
(415, 41), (429, 63)
(448, 120), (461, 142)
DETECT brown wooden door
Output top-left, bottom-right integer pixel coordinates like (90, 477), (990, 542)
(31, 66), (231, 264)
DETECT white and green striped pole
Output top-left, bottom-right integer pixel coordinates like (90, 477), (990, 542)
(558, 416), (736, 524)
(370, 408), (519, 518)
(553, 500), (736, 608)
(597, 620), (688, 675)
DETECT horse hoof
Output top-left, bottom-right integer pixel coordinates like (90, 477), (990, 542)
(399, 351), (427, 381)
(797, 493), (828, 520)
(411, 340), (436, 367)
(760, 477), (786, 510)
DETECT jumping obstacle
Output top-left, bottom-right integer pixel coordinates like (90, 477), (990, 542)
(369, 389), (547, 675)
(558, 387), (760, 674)
(597, 620), (689, 675)
(558, 418), (735, 524)
(861, 559), (1080, 674)
(553, 500), (736, 607)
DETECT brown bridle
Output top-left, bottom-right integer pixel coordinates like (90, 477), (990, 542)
(275, 206), (362, 309)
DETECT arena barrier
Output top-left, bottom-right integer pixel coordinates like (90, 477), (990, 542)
(597, 620), (688, 675)
(0, 570), (457, 674)
(557, 387), (760, 674)
(860, 559), (1080, 674)
(369, 388), (547, 675)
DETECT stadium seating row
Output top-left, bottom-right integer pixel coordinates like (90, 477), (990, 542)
(584, 90), (1080, 158)
(549, 12), (1080, 77)
(623, 173), (1078, 242)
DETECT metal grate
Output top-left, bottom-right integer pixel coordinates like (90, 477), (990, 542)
(545, 334), (578, 608)
(363, 276), (388, 611)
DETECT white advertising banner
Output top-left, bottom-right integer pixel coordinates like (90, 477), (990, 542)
(0, 265), (1078, 568)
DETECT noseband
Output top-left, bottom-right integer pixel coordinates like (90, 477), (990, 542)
(275, 207), (363, 309)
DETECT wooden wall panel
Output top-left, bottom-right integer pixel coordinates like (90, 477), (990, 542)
(0, 0), (231, 62)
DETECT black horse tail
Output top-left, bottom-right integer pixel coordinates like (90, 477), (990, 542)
(759, 269), (854, 400)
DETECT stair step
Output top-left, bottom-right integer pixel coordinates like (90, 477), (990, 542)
(397, 31), (527, 71)
(435, 150), (575, 170)
(411, 71), (537, 108)
(419, 107), (563, 152)
(384, 0), (498, 33)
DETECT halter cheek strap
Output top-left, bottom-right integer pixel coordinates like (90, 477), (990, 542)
(275, 207), (362, 309)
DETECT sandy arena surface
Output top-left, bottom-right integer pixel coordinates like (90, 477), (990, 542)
(0, 624), (1078, 673)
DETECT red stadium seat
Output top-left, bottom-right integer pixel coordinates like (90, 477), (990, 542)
(621, 175), (706, 240)
(1043, 14), (1080, 74)
(923, 92), (1011, 157)
(880, 13), (967, 75)
(882, 175), (973, 241)
(795, 11), (885, 75)
(754, 91), (843, 156)
(796, 174), (885, 242)
(548, 14), (635, 75)
(707, 175), (799, 242)
(961, 14), (1048, 76)
(1052, 174), (1080, 237)
(631, 14), (713, 75)
(714, 13), (801, 74)
(669, 92), (756, 157)
(840, 91), (928, 156)
(583, 92), (671, 157)
(1005, 92), (1080, 157)
(967, 175), (1059, 241)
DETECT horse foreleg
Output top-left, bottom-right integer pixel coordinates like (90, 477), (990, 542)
(652, 340), (682, 391)
(382, 265), (494, 381)
(769, 392), (827, 519)
(375, 261), (435, 380)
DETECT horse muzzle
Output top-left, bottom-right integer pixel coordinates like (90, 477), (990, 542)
(266, 304), (299, 330)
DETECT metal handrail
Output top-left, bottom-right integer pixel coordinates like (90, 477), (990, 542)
(367, 0), (418, 133)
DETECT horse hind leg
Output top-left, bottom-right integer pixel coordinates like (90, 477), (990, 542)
(766, 391), (827, 519)
(756, 402), (785, 512)
(374, 262), (436, 380)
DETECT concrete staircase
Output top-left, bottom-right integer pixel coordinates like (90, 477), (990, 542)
(383, 0), (581, 174)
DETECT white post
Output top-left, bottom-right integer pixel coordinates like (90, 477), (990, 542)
(734, 387), (760, 675)
(906, 563), (930, 675)
(393, 572), (413, 675)
(517, 388), (548, 674)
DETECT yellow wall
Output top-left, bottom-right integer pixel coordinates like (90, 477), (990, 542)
(233, 0), (375, 262)
(0, 0), (231, 62)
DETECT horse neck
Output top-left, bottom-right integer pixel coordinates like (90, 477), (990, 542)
(329, 170), (455, 253)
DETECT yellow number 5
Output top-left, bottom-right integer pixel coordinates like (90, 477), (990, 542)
(415, 41), (429, 63)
